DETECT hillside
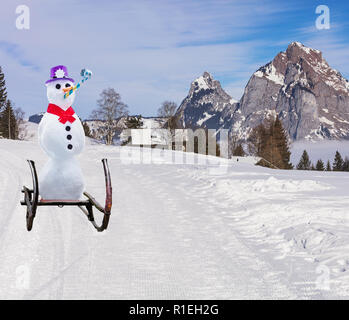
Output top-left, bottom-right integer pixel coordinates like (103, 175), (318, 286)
(1, 138), (349, 298)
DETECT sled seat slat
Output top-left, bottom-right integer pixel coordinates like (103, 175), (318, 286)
(37, 200), (90, 206)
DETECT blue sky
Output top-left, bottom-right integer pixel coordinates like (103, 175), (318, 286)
(0, 0), (349, 119)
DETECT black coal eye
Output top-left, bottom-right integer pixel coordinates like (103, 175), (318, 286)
(65, 83), (71, 88)
(55, 84), (61, 90)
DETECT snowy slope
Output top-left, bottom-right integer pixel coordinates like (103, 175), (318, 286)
(1, 137), (349, 299)
(20, 120), (101, 146)
(19, 121), (39, 141)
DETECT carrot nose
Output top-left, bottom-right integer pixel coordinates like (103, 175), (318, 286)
(63, 86), (74, 93)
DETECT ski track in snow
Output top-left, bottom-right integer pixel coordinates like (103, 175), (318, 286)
(1, 139), (349, 299)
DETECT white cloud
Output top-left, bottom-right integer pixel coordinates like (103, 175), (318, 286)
(1, 0), (344, 119)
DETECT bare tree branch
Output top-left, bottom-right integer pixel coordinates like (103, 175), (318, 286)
(90, 88), (129, 145)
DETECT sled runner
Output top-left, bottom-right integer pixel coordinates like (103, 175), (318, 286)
(20, 159), (112, 232)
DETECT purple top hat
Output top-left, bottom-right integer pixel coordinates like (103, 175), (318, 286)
(45, 65), (74, 84)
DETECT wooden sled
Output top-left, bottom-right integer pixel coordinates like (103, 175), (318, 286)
(20, 159), (112, 232)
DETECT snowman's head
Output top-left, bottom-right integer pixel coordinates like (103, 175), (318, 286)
(46, 79), (75, 109)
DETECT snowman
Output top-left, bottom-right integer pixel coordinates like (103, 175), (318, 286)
(38, 65), (85, 200)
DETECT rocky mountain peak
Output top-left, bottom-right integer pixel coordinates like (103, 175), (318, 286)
(242, 42), (349, 140)
(286, 41), (323, 64)
(254, 42), (327, 88)
(176, 72), (238, 129)
(176, 42), (349, 142)
(190, 71), (220, 92)
(186, 71), (233, 103)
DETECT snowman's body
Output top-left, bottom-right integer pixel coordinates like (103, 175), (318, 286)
(39, 112), (85, 200)
(38, 66), (85, 200)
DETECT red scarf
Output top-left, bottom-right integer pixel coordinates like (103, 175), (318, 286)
(47, 104), (76, 124)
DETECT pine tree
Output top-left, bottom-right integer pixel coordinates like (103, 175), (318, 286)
(297, 150), (311, 170)
(122, 115), (144, 146)
(125, 115), (143, 129)
(248, 123), (268, 156)
(232, 144), (245, 156)
(249, 117), (293, 169)
(342, 157), (349, 171)
(333, 151), (344, 171)
(270, 117), (293, 169)
(315, 159), (325, 171)
(0, 100), (17, 139)
(326, 160), (331, 171)
(261, 134), (283, 168)
(0, 66), (7, 111)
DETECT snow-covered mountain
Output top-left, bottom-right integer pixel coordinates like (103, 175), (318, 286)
(175, 71), (238, 129)
(28, 112), (45, 124)
(176, 42), (349, 141)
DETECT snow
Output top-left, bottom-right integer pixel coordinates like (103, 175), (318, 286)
(292, 42), (321, 55)
(19, 121), (39, 141)
(311, 57), (349, 93)
(140, 117), (167, 130)
(319, 116), (334, 126)
(255, 109), (277, 120)
(197, 112), (213, 126)
(287, 42), (349, 94)
(333, 116), (349, 124)
(296, 43), (310, 54)
(194, 75), (209, 91)
(254, 70), (263, 77)
(2, 136), (349, 298)
(230, 98), (238, 104)
(254, 63), (285, 86)
(304, 126), (335, 141)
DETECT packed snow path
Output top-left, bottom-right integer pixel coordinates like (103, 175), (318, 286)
(1, 138), (349, 299)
